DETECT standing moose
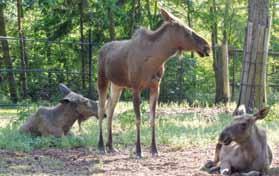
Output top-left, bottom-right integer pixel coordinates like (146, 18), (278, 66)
(97, 8), (210, 158)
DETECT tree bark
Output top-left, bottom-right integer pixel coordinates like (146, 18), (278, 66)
(212, 0), (230, 104)
(17, 0), (28, 98)
(237, 0), (270, 113)
(107, 4), (115, 40)
(0, 5), (18, 103)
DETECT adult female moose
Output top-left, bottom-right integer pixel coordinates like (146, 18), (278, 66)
(97, 8), (210, 158)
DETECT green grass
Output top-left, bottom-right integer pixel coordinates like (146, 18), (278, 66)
(0, 102), (278, 152)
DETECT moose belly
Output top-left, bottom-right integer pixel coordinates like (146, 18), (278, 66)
(106, 64), (130, 87)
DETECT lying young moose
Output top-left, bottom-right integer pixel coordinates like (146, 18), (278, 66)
(203, 107), (272, 176)
(20, 83), (99, 136)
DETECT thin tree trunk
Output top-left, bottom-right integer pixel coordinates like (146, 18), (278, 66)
(130, 0), (136, 35)
(0, 5), (18, 103)
(79, 0), (85, 89)
(146, 0), (152, 28)
(130, 0), (141, 35)
(212, 0), (230, 104)
(237, 0), (270, 113)
(107, 4), (115, 40)
(186, 0), (194, 58)
(210, 0), (220, 103)
(185, 0), (196, 99)
(17, 0), (28, 98)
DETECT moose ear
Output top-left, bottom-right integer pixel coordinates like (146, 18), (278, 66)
(160, 8), (174, 22)
(254, 107), (270, 120)
(60, 98), (70, 104)
(59, 93), (78, 104)
(58, 83), (72, 96)
(233, 104), (246, 116)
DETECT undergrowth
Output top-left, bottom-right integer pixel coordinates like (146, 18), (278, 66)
(0, 102), (278, 152)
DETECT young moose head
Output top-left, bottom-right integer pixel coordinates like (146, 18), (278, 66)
(160, 8), (210, 57)
(59, 83), (99, 120)
(219, 107), (270, 145)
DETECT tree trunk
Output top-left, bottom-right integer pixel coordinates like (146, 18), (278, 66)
(237, 0), (270, 113)
(214, 44), (230, 104)
(146, 0), (152, 28)
(79, 0), (86, 89)
(212, 0), (230, 104)
(0, 5), (18, 103)
(17, 0), (28, 98)
(130, 0), (140, 35)
(107, 4), (115, 40)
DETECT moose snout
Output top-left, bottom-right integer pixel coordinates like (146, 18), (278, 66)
(219, 131), (232, 145)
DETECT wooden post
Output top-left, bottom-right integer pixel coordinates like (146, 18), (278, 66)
(236, 0), (270, 113)
(221, 42), (230, 103)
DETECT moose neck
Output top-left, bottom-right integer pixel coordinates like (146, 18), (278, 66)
(53, 103), (79, 120)
(144, 23), (180, 66)
(239, 126), (260, 159)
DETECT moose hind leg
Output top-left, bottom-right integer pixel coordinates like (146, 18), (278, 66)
(133, 90), (142, 158)
(106, 83), (122, 152)
(203, 143), (222, 170)
(97, 74), (109, 154)
(233, 171), (260, 176)
(149, 86), (159, 156)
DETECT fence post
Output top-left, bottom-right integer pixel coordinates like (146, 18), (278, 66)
(88, 29), (94, 98)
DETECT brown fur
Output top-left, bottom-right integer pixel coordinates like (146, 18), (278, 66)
(203, 107), (272, 176)
(20, 84), (99, 137)
(97, 8), (210, 157)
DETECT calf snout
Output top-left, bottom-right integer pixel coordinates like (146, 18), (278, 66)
(219, 130), (232, 145)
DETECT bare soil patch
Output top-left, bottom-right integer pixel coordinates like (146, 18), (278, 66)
(1, 145), (279, 176)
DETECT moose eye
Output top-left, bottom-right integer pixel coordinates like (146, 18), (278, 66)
(240, 123), (247, 130)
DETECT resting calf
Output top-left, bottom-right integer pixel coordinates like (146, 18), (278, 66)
(20, 84), (98, 136)
(203, 107), (272, 176)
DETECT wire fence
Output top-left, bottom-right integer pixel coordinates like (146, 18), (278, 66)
(229, 49), (279, 104)
(0, 36), (279, 107)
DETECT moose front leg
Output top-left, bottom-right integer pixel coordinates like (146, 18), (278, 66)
(220, 162), (232, 176)
(204, 143), (222, 170)
(106, 83), (123, 152)
(133, 90), (142, 158)
(149, 86), (159, 156)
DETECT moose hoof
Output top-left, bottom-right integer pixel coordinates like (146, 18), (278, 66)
(98, 146), (106, 155)
(209, 166), (220, 174)
(151, 150), (158, 157)
(221, 168), (230, 176)
(134, 151), (143, 159)
(136, 154), (142, 159)
(150, 144), (158, 157)
(204, 160), (216, 169)
(107, 147), (118, 153)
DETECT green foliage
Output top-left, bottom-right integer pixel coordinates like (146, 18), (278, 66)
(0, 0), (278, 105)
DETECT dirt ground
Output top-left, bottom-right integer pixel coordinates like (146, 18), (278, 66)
(1, 145), (279, 176)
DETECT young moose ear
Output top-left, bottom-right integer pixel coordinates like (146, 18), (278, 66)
(254, 107), (270, 121)
(60, 98), (70, 104)
(160, 8), (174, 22)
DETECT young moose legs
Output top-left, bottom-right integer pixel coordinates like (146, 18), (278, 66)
(106, 83), (123, 152)
(149, 86), (159, 156)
